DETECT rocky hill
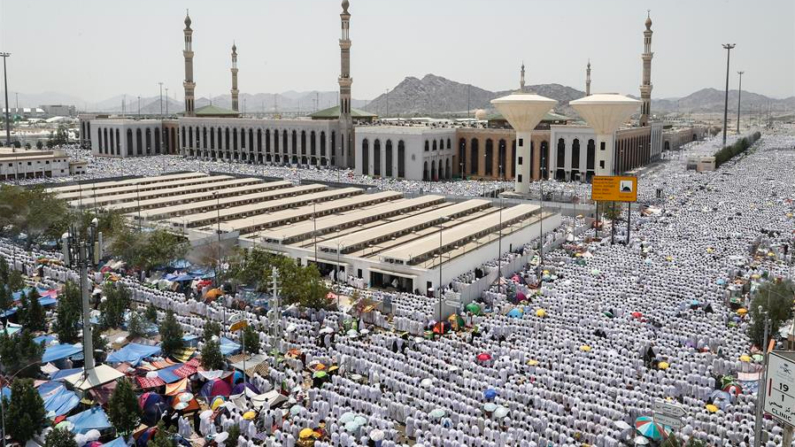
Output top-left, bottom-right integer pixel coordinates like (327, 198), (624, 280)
(364, 74), (586, 118)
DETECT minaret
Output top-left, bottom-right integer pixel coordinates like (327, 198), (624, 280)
(586, 60), (591, 96)
(520, 62), (526, 92)
(639, 11), (653, 126)
(338, 0), (354, 168)
(183, 11), (196, 117)
(231, 42), (239, 112)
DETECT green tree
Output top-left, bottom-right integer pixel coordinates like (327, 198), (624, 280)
(108, 227), (189, 273)
(242, 325), (260, 354)
(44, 427), (78, 447)
(147, 422), (176, 447)
(108, 379), (141, 435)
(282, 264), (331, 310)
(0, 287), (12, 318)
(748, 280), (795, 347)
(203, 319), (221, 341)
(599, 201), (624, 222)
(226, 425), (241, 443)
(4, 378), (47, 443)
(200, 338), (224, 370)
(35, 141), (43, 150)
(100, 282), (131, 329)
(128, 311), (147, 339)
(145, 303), (158, 323)
(7, 270), (24, 294)
(662, 435), (706, 447)
(0, 330), (44, 378)
(22, 288), (46, 332)
(54, 280), (82, 344)
(159, 310), (184, 358)
(0, 185), (70, 250)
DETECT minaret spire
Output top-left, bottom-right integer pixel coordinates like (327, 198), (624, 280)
(586, 59), (591, 96)
(338, 0), (354, 168)
(639, 10), (654, 126)
(231, 41), (239, 112)
(183, 11), (196, 117)
(520, 62), (526, 92)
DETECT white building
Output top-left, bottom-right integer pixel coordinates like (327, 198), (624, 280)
(354, 126), (456, 181)
(90, 119), (168, 157)
(0, 148), (71, 180)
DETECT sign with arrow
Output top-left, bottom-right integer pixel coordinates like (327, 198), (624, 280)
(652, 399), (686, 429)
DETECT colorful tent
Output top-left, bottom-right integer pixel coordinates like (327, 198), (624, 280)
(201, 378), (232, 399)
(139, 392), (167, 426)
(43, 344), (83, 363)
(107, 343), (162, 366)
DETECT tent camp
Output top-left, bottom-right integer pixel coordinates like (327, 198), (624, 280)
(67, 407), (111, 434)
(42, 344), (82, 363)
(64, 365), (125, 391)
(106, 343), (162, 366)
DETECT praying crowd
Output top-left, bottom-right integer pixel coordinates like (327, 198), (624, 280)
(1, 132), (794, 447)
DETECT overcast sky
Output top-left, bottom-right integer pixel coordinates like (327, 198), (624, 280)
(1, 0), (793, 104)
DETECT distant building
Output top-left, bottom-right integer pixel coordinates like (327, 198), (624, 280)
(354, 126), (456, 180)
(2, 107), (45, 118)
(40, 105), (77, 117)
(0, 147), (71, 180)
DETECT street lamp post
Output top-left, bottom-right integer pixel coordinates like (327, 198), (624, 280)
(737, 71), (744, 134)
(436, 216), (450, 325)
(1, 53), (11, 147)
(721, 44), (736, 146)
(158, 82), (163, 118)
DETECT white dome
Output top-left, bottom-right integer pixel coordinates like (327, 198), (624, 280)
(474, 109), (488, 120)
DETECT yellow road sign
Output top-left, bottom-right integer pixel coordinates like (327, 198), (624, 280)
(230, 320), (248, 332)
(591, 176), (638, 202)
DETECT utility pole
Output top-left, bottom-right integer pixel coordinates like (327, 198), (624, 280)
(158, 82), (164, 118)
(736, 71), (744, 134)
(137, 95), (141, 117)
(1, 53), (11, 147)
(753, 308), (770, 447)
(721, 43), (736, 146)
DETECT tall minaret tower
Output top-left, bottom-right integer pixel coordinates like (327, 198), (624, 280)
(231, 42), (239, 112)
(520, 62), (526, 92)
(639, 11), (653, 126)
(586, 60), (591, 96)
(338, 0), (354, 168)
(183, 11), (196, 117)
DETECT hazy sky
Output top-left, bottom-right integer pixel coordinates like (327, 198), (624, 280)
(1, 0), (793, 104)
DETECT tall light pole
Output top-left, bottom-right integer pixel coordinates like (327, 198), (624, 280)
(165, 88), (169, 116)
(137, 95), (141, 117)
(736, 71), (744, 134)
(1, 52), (11, 147)
(721, 43), (736, 146)
(158, 82), (164, 118)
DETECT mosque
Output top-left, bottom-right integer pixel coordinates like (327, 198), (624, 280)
(79, 4), (704, 184)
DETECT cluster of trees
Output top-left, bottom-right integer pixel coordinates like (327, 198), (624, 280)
(225, 247), (331, 310)
(108, 226), (189, 273)
(714, 131), (762, 168)
(0, 185), (70, 250)
(748, 279), (795, 348)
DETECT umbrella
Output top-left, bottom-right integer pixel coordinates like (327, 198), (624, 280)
(205, 289), (223, 299)
(346, 329), (358, 337)
(312, 371), (328, 379)
(634, 416), (669, 441)
(420, 378), (433, 388)
(720, 376), (737, 388)
(429, 409), (446, 418)
(740, 355), (751, 362)
(232, 382), (260, 395)
(339, 412), (355, 424)
(658, 361), (670, 370)
(465, 303), (481, 315)
(320, 326), (334, 334)
(614, 420), (631, 431)
(632, 312), (643, 319)
(580, 345), (592, 352)
(535, 309), (547, 318)
(493, 406), (509, 419)
(210, 396), (226, 410)
(483, 403), (497, 412)
(243, 410), (256, 420)
(753, 354), (764, 363)
(432, 321), (449, 334)
(507, 308), (524, 319)
(447, 314), (465, 331)
(353, 416), (367, 426)
(516, 292), (527, 302)
(344, 421), (360, 432)
(299, 428), (316, 439)
(483, 389), (498, 400)
(200, 378), (232, 399)
(705, 404), (719, 413)
(724, 383), (742, 396)
(527, 359), (539, 366)
(634, 436), (650, 445)
(476, 353), (492, 362)
(737, 308), (748, 315)
(369, 429), (384, 441)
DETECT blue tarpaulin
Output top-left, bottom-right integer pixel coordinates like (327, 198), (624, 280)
(39, 297), (57, 307)
(34, 334), (56, 345)
(51, 367), (83, 381)
(39, 382), (79, 418)
(43, 344), (82, 363)
(171, 274), (194, 282)
(67, 407), (112, 434)
(0, 308), (18, 318)
(155, 364), (184, 384)
(107, 343), (162, 366)
(220, 337), (241, 356)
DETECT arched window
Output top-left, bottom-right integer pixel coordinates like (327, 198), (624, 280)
(540, 141), (549, 179)
(397, 140), (405, 178)
(320, 131), (326, 157)
(433, 140), (437, 151)
(127, 129), (134, 156)
(484, 139), (494, 176)
(498, 139), (507, 179)
(447, 138), (451, 149)
(301, 130), (307, 155)
(511, 140), (516, 177)
(257, 129), (262, 152)
(249, 129), (254, 151)
(572, 139), (581, 170)
(225, 128), (230, 150)
(557, 138), (566, 168)
(188, 127), (193, 149)
(423, 161), (428, 181)
(210, 128), (215, 149)
(233, 128), (238, 150)
(331, 131), (336, 157)
(385, 140), (393, 177)
(470, 139), (479, 175)
(115, 129), (120, 155)
(425, 141), (429, 152)
(291, 130), (297, 154)
(273, 129), (279, 152)
(136, 129), (143, 155)
(361, 139), (369, 175)
(310, 131), (316, 156)
(431, 160), (437, 181)
(586, 139), (596, 171)
(373, 139), (381, 176)
(155, 129), (161, 154)
(446, 159), (451, 179)
(283, 130), (288, 154)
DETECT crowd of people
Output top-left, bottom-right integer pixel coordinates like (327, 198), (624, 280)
(2, 131), (794, 446)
